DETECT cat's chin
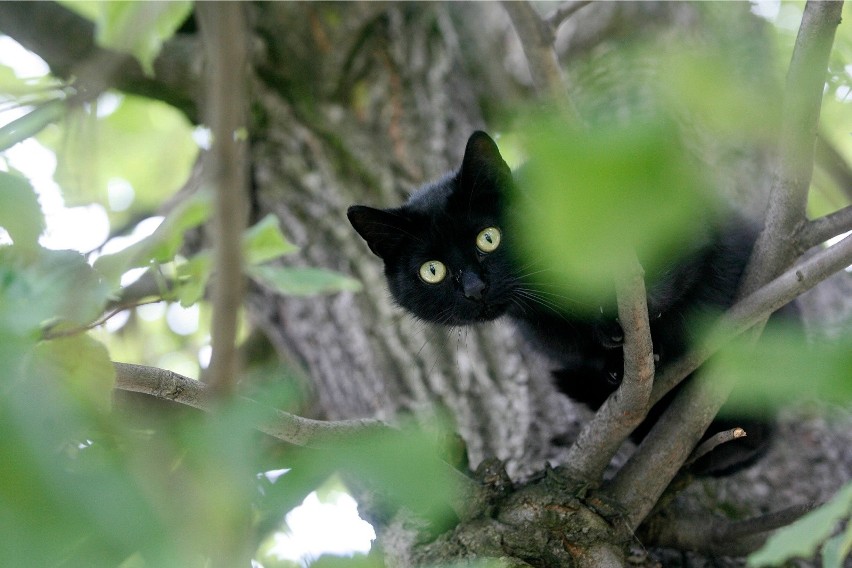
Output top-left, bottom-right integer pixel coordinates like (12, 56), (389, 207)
(455, 303), (507, 325)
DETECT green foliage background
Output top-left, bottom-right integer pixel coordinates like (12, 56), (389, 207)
(0, 2), (850, 567)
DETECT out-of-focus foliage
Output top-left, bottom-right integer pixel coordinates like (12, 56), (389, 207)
(59, 0), (193, 75)
(39, 93), (199, 216)
(748, 482), (852, 568)
(0, 2), (851, 567)
(516, 111), (712, 308)
(712, 326), (852, 412)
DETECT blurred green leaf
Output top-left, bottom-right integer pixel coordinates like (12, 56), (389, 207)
(0, 246), (111, 334)
(712, 327), (852, 413)
(172, 214), (299, 306)
(0, 100), (64, 151)
(28, 334), (115, 411)
(0, 171), (45, 251)
(822, 522), (852, 568)
(517, 114), (711, 308)
(39, 93), (197, 213)
(249, 265), (362, 297)
(308, 554), (384, 568)
(94, 191), (212, 288)
(243, 214), (300, 265)
(60, 1), (192, 75)
(174, 253), (212, 307)
(748, 482), (852, 566)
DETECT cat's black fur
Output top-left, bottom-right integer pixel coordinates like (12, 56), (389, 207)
(348, 131), (782, 474)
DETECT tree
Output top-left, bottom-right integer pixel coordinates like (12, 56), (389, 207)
(0, 2), (851, 567)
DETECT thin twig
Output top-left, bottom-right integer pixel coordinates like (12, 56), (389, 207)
(545, 1), (593, 31)
(197, 3), (250, 398)
(684, 427), (746, 468)
(797, 203), (852, 252)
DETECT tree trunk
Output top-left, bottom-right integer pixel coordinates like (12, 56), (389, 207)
(246, 2), (576, 478)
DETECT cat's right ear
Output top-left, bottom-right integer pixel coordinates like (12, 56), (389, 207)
(347, 205), (407, 259)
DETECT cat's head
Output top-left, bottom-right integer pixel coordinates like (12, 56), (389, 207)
(348, 131), (517, 325)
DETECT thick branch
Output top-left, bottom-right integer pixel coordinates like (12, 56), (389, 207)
(608, 233), (852, 531)
(739, 0), (844, 298)
(564, 253), (654, 482)
(0, 1), (200, 120)
(197, 3), (250, 397)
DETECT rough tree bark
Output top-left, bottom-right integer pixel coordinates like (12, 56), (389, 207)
(3, 2), (851, 567)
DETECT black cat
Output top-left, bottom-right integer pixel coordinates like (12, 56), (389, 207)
(348, 131), (779, 474)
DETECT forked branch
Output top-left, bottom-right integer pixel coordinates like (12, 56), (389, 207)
(609, 0), (845, 529)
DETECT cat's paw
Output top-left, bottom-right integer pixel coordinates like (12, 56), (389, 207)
(594, 313), (624, 349)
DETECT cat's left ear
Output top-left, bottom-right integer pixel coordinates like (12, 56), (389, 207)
(459, 131), (512, 193)
(347, 205), (408, 259)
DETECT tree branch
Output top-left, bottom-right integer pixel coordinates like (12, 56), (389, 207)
(640, 503), (815, 557)
(797, 204), (852, 252)
(564, 252), (655, 482)
(197, 3), (250, 398)
(739, 0), (844, 299)
(0, 1), (200, 120)
(112, 362), (488, 521)
(501, 0), (581, 123)
(684, 427), (746, 469)
(114, 362), (385, 446)
(545, 1), (593, 31)
(607, 232), (852, 531)
(651, 231), (852, 406)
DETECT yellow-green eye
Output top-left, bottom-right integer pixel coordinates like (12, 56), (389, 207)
(476, 227), (501, 253)
(419, 260), (447, 284)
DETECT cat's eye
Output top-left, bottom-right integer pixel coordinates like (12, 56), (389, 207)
(419, 260), (447, 284)
(476, 227), (501, 253)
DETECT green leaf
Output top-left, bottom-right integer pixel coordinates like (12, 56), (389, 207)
(712, 327), (852, 413)
(28, 334), (116, 411)
(0, 247), (111, 334)
(174, 253), (212, 307)
(60, 1), (193, 75)
(822, 522), (852, 568)
(0, 100), (64, 152)
(748, 482), (852, 566)
(39, 93), (197, 212)
(517, 113), (711, 309)
(94, 191), (212, 288)
(242, 214), (299, 265)
(0, 171), (45, 251)
(248, 265), (362, 297)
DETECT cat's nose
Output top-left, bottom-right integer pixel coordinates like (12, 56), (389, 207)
(461, 272), (486, 300)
